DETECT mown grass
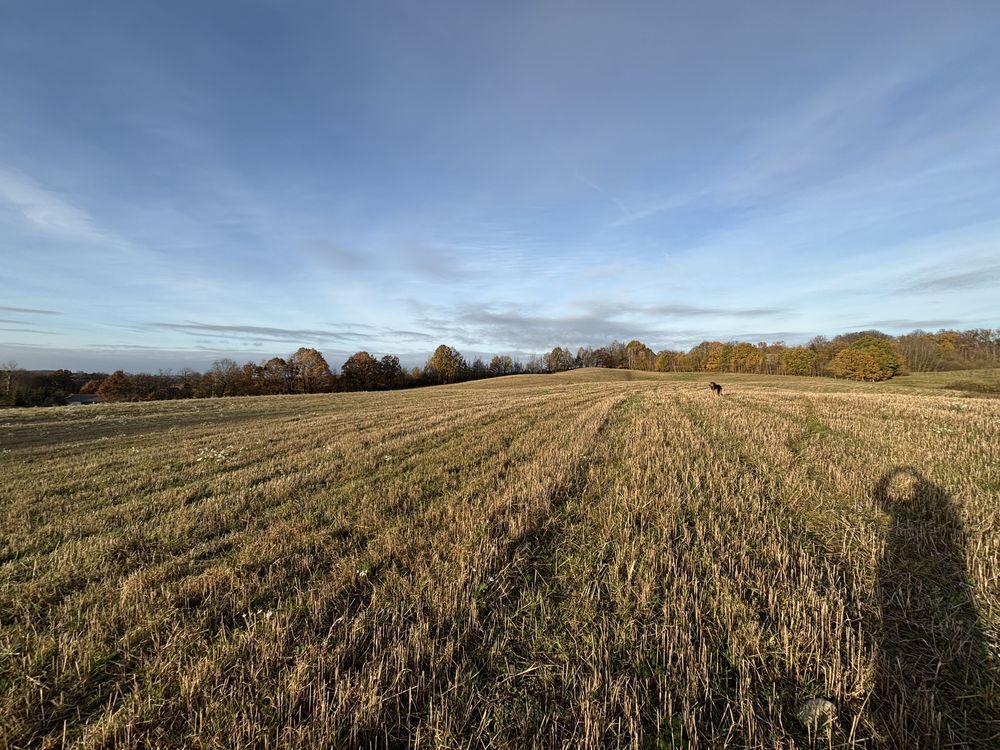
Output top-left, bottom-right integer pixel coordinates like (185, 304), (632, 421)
(1, 371), (997, 748)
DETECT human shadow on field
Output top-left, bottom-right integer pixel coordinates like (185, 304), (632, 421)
(872, 467), (999, 747)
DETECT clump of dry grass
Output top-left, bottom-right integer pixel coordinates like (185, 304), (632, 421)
(1, 371), (997, 748)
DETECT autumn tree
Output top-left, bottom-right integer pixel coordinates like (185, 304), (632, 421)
(97, 370), (133, 402)
(379, 355), (405, 389)
(544, 346), (574, 372)
(426, 345), (466, 384)
(828, 336), (905, 381)
(625, 340), (655, 370)
(730, 342), (765, 373)
(575, 346), (597, 368)
(341, 351), (382, 391)
(703, 342), (727, 372)
(655, 350), (684, 372)
(288, 347), (335, 393)
(761, 342), (785, 375)
(781, 346), (819, 376)
(489, 355), (515, 376)
(606, 341), (627, 369)
(79, 378), (103, 394)
(963, 328), (1000, 365)
(807, 336), (836, 371)
(897, 331), (944, 372)
(208, 358), (243, 397)
(828, 349), (881, 381)
(239, 362), (263, 395)
(261, 357), (292, 394)
(685, 343), (708, 371)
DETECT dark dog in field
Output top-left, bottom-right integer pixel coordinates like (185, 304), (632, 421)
(709, 381), (723, 396)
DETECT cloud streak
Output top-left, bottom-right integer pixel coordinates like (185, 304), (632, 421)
(147, 321), (375, 344)
(901, 267), (1000, 293)
(0, 305), (62, 316)
(146, 320), (439, 347)
(847, 319), (964, 330)
(0, 169), (110, 245)
(0, 327), (57, 335)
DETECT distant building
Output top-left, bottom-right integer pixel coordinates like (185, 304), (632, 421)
(65, 394), (102, 405)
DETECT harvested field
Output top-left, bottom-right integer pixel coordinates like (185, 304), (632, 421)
(1, 370), (998, 748)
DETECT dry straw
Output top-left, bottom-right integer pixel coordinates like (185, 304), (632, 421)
(1, 369), (997, 748)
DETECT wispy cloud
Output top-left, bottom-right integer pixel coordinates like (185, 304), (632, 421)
(85, 343), (167, 350)
(596, 302), (785, 318)
(382, 329), (438, 342)
(147, 321), (373, 345)
(573, 171), (630, 219)
(659, 305), (783, 317)
(0, 305), (62, 315)
(0, 341), (53, 349)
(0, 169), (110, 244)
(901, 266), (1000, 293)
(146, 320), (439, 346)
(847, 319), (962, 330)
(0, 327), (57, 335)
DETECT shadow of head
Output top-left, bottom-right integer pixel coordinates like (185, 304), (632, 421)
(873, 467), (951, 519)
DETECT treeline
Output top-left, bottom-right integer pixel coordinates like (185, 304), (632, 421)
(0, 345), (516, 406)
(2, 328), (997, 406)
(648, 328), (999, 377)
(543, 328), (998, 380)
(0, 367), (109, 408)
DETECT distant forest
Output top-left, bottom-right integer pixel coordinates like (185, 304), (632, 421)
(2, 328), (998, 407)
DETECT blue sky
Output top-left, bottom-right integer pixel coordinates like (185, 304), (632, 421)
(2, 1), (998, 371)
